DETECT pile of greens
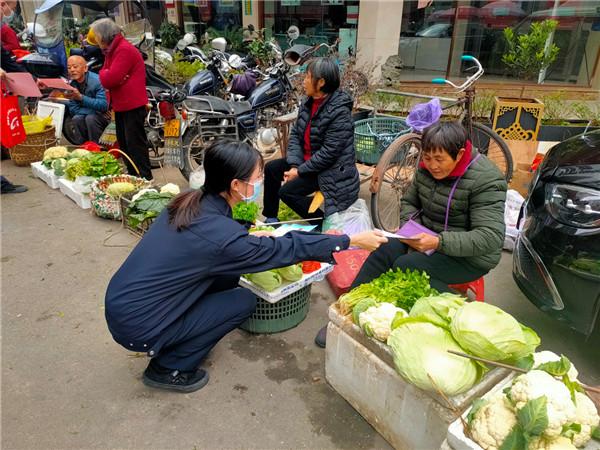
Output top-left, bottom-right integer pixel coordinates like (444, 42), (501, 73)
(125, 191), (175, 228)
(232, 201), (259, 223)
(244, 264), (304, 292)
(44, 148), (123, 181)
(338, 268), (437, 315)
(278, 202), (302, 222)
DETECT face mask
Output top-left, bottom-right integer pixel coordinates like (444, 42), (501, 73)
(237, 179), (263, 203)
(2, 9), (14, 23)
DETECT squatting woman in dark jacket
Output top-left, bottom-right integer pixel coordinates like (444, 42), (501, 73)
(105, 140), (386, 393)
(262, 57), (359, 223)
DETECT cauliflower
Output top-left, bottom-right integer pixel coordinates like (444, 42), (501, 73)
(160, 183), (180, 196)
(470, 392), (518, 450)
(69, 148), (92, 159)
(568, 392), (600, 447)
(534, 351), (579, 380)
(43, 146), (69, 161)
(510, 370), (577, 438)
(529, 436), (576, 450)
(359, 302), (407, 342)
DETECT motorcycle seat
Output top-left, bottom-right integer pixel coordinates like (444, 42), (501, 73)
(184, 96), (252, 116)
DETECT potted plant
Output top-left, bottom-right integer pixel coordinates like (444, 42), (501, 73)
(492, 20), (560, 143)
(537, 92), (600, 141)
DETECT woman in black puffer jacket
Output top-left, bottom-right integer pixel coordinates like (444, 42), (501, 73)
(262, 57), (359, 224)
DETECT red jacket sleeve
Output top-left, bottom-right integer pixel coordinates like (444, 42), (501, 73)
(99, 45), (136, 90)
(1, 24), (21, 52)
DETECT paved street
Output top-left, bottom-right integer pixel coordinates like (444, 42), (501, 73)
(2, 162), (598, 450)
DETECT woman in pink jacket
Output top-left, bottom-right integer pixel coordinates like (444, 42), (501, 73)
(90, 19), (152, 180)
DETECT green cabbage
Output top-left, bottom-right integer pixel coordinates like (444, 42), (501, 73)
(450, 302), (541, 364)
(107, 182), (136, 197)
(64, 158), (91, 181)
(69, 149), (92, 159)
(51, 158), (67, 176)
(388, 318), (484, 396)
(245, 270), (282, 292)
(277, 264), (303, 282)
(352, 298), (378, 325)
(407, 293), (466, 329)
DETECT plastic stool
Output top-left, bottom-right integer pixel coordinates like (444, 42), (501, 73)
(449, 277), (485, 302)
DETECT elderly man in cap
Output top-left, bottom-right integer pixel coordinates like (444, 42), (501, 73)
(59, 55), (109, 144)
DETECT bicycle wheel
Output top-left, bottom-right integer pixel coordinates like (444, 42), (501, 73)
(370, 133), (422, 232)
(470, 122), (513, 182)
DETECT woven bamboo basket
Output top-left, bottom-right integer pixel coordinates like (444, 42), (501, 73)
(9, 125), (57, 166)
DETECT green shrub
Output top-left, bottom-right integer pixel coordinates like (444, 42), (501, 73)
(571, 102), (600, 127)
(541, 92), (571, 125)
(156, 52), (205, 85)
(159, 22), (183, 49)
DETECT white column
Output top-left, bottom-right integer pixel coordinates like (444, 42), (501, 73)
(356, 0), (404, 82)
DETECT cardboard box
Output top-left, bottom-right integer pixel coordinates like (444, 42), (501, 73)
(509, 163), (534, 197)
(505, 140), (538, 166)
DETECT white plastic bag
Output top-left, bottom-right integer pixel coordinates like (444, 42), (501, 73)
(503, 189), (524, 251)
(189, 167), (205, 190)
(322, 199), (373, 235)
(73, 176), (96, 194)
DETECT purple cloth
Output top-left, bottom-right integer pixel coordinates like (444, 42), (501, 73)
(406, 98), (443, 132)
(231, 71), (257, 97)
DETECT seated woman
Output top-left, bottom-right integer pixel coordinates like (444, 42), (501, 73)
(262, 57), (359, 224)
(105, 140), (386, 393)
(315, 121), (508, 347)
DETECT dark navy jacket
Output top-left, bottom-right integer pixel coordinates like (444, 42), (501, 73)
(105, 193), (349, 346)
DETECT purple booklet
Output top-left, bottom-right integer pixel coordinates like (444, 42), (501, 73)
(397, 219), (438, 256)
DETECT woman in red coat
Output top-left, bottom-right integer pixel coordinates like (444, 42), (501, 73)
(89, 19), (152, 180)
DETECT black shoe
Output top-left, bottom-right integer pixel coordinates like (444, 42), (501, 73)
(143, 362), (209, 393)
(314, 325), (327, 348)
(1, 184), (28, 194)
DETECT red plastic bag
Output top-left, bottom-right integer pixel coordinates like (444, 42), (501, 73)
(0, 93), (26, 148)
(81, 141), (102, 152)
(326, 249), (370, 297)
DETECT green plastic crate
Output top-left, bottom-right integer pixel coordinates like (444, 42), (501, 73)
(240, 285), (311, 334)
(354, 117), (410, 165)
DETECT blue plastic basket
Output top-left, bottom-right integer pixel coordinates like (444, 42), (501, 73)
(354, 117), (410, 165)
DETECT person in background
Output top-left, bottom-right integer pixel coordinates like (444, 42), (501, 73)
(262, 57), (359, 226)
(89, 18), (152, 180)
(0, 0), (21, 53)
(315, 121), (507, 348)
(105, 140), (386, 393)
(57, 55), (109, 144)
(0, 68), (27, 193)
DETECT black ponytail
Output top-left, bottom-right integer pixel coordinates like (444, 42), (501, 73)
(167, 139), (263, 231)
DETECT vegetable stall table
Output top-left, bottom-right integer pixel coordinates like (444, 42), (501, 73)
(325, 303), (512, 450)
(238, 263), (333, 334)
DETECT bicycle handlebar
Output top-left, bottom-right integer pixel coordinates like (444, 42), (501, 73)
(431, 55), (484, 93)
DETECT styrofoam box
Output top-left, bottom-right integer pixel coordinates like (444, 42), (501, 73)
(58, 178), (91, 209)
(447, 377), (600, 450)
(31, 161), (61, 189)
(239, 263), (333, 303)
(325, 304), (512, 450)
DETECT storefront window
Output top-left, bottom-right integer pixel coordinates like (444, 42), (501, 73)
(397, 0), (600, 87)
(181, 0), (243, 35)
(266, 0), (360, 56)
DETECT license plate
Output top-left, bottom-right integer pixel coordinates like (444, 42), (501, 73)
(164, 119), (180, 138)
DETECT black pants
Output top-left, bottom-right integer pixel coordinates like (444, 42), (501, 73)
(115, 106), (153, 180)
(351, 239), (488, 293)
(69, 113), (110, 145)
(151, 276), (257, 372)
(263, 158), (322, 220)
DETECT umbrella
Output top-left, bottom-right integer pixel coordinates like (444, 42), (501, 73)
(429, 6), (481, 22)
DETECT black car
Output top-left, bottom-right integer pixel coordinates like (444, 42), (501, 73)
(513, 129), (600, 336)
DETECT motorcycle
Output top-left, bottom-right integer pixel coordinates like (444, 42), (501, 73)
(178, 45), (309, 180)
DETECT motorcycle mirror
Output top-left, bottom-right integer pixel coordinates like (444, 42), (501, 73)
(287, 25), (300, 41)
(183, 33), (196, 45)
(228, 54), (243, 69)
(211, 37), (227, 52)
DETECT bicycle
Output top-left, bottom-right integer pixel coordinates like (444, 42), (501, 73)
(369, 55), (513, 232)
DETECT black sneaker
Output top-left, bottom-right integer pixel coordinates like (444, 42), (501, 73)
(314, 325), (327, 348)
(143, 362), (209, 393)
(1, 184), (28, 194)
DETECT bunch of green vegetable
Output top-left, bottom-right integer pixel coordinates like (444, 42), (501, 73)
(85, 152), (122, 178)
(278, 201), (302, 222)
(244, 263), (304, 292)
(64, 157), (91, 181)
(126, 190), (176, 228)
(338, 268), (437, 315)
(467, 353), (600, 450)
(233, 201), (259, 223)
